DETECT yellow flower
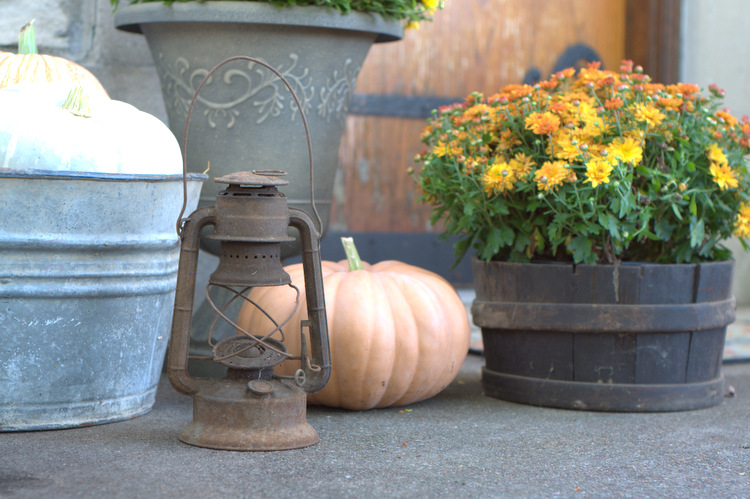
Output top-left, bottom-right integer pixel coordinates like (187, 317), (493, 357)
(550, 132), (582, 161)
(484, 161), (516, 195)
(575, 101), (599, 128)
(634, 103), (665, 128)
(580, 115), (609, 138)
(735, 204), (750, 239)
(709, 162), (739, 190)
(525, 112), (561, 135)
(584, 159), (613, 187)
(433, 140), (461, 158)
(422, 0), (440, 10)
(433, 140), (451, 157)
(406, 20), (420, 30)
(607, 136), (643, 166)
(534, 160), (569, 191)
(707, 143), (727, 164)
(509, 152), (534, 177)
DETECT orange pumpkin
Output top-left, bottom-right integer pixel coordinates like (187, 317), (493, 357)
(236, 238), (471, 410)
(0, 22), (108, 96)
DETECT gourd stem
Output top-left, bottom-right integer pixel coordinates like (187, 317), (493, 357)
(62, 87), (93, 118)
(341, 237), (365, 271)
(19, 22), (38, 55)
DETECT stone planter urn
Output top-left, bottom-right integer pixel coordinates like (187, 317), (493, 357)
(114, 2), (403, 256)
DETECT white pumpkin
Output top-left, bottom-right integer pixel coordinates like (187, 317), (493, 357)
(0, 86), (182, 175)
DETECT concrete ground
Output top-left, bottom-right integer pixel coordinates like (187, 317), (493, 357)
(2, 353), (749, 498)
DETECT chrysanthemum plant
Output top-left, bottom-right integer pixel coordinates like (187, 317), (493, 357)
(110, 0), (442, 26)
(414, 61), (750, 265)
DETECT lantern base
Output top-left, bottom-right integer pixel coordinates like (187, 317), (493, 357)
(179, 377), (318, 451)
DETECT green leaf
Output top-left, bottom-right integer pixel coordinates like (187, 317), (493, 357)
(689, 217), (705, 248)
(689, 197), (697, 217)
(485, 227), (505, 255)
(607, 213), (621, 241)
(514, 232), (530, 252)
(598, 212), (610, 230)
(654, 219), (675, 240)
(671, 203), (683, 221)
(452, 236), (474, 267)
(463, 202), (475, 216)
(568, 235), (593, 263)
(500, 224), (515, 246)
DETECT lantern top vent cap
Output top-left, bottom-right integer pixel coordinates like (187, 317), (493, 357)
(215, 170), (289, 187)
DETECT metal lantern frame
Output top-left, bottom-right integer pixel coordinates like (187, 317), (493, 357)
(167, 56), (331, 451)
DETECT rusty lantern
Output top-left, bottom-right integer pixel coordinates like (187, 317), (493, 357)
(168, 56), (331, 451)
(169, 170), (330, 451)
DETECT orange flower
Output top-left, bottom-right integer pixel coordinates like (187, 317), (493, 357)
(553, 67), (576, 80)
(657, 97), (684, 112)
(509, 152), (535, 177)
(716, 110), (738, 127)
(496, 129), (522, 150)
(605, 97), (624, 110)
(539, 79), (559, 91)
(672, 83), (700, 96)
(500, 84), (534, 102)
(534, 160), (569, 191)
(525, 112), (561, 135)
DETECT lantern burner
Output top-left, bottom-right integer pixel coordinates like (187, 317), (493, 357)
(212, 335), (288, 370)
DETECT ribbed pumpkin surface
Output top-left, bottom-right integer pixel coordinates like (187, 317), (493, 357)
(236, 259), (471, 410)
(0, 52), (108, 96)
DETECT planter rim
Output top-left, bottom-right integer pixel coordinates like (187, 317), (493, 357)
(471, 256), (736, 268)
(113, 2), (404, 43)
(0, 169), (208, 183)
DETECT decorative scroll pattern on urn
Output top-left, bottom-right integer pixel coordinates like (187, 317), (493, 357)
(156, 53), (361, 128)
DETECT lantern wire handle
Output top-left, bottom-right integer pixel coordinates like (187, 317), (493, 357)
(175, 55), (322, 239)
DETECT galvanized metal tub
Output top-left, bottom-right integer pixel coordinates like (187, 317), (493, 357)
(0, 170), (205, 431)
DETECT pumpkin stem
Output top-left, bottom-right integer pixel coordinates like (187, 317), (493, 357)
(341, 237), (365, 271)
(62, 87), (93, 118)
(18, 22), (38, 55)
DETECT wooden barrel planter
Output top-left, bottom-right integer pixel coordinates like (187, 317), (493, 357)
(471, 259), (736, 412)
